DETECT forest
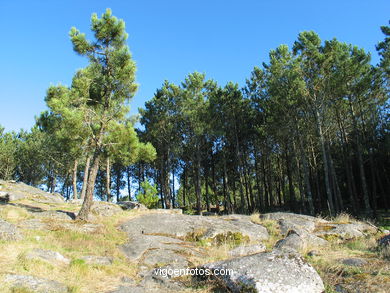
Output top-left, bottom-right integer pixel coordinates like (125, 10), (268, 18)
(0, 10), (389, 220)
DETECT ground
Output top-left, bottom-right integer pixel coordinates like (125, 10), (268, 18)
(0, 181), (389, 293)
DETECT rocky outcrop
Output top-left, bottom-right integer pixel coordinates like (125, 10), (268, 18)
(228, 244), (266, 257)
(121, 213), (269, 242)
(117, 201), (147, 210)
(275, 230), (329, 251)
(91, 201), (123, 217)
(25, 248), (70, 265)
(341, 258), (368, 267)
(4, 274), (68, 293)
(80, 255), (113, 265)
(201, 248), (325, 293)
(0, 218), (23, 240)
(0, 180), (64, 204)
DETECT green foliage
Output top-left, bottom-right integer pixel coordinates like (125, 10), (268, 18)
(136, 181), (159, 208)
(0, 126), (17, 180)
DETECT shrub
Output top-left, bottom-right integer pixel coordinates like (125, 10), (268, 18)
(136, 181), (159, 208)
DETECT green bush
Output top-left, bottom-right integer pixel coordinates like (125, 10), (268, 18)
(136, 181), (159, 208)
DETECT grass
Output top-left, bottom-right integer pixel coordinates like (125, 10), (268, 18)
(0, 201), (148, 293)
(250, 212), (281, 250)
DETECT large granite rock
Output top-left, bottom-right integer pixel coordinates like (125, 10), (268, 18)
(80, 255), (113, 265)
(0, 190), (26, 202)
(25, 248), (70, 265)
(4, 274), (68, 293)
(121, 213), (269, 242)
(201, 249), (325, 293)
(0, 181), (64, 204)
(117, 201), (147, 210)
(315, 222), (376, 239)
(228, 244), (266, 257)
(91, 201), (123, 217)
(275, 230), (329, 251)
(0, 218), (23, 240)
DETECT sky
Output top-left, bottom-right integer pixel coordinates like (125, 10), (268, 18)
(0, 0), (389, 132)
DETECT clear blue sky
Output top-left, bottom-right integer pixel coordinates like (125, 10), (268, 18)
(0, 0), (389, 132)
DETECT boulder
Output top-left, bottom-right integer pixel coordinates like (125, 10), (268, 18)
(0, 218), (23, 240)
(201, 249), (324, 293)
(341, 258), (368, 267)
(80, 255), (113, 265)
(274, 231), (305, 251)
(33, 210), (75, 220)
(0, 191), (26, 202)
(18, 219), (48, 231)
(25, 248), (70, 265)
(378, 234), (390, 247)
(275, 230), (328, 251)
(315, 223), (365, 239)
(260, 212), (327, 224)
(121, 213), (268, 243)
(91, 201), (123, 217)
(4, 274), (68, 293)
(228, 244), (266, 257)
(117, 201), (147, 210)
(142, 249), (188, 269)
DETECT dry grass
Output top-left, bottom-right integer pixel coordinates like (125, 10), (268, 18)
(250, 212), (281, 250)
(306, 235), (390, 293)
(0, 200), (149, 293)
(332, 212), (355, 224)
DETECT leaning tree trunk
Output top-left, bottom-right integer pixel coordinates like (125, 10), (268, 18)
(77, 150), (101, 221)
(80, 156), (91, 200)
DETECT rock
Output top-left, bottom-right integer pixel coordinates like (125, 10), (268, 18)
(25, 248), (70, 265)
(275, 231), (305, 251)
(377, 234), (390, 247)
(33, 210), (75, 220)
(121, 234), (185, 262)
(80, 255), (113, 265)
(334, 284), (349, 293)
(307, 250), (321, 257)
(4, 274), (68, 293)
(0, 191), (26, 202)
(274, 230), (328, 251)
(52, 222), (103, 233)
(0, 218), (23, 240)
(117, 201), (147, 210)
(278, 218), (316, 235)
(341, 258), (368, 267)
(228, 244), (266, 257)
(68, 199), (83, 204)
(92, 201), (123, 217)
(140, 269), (184, 291)
(201, 249), (324, 293)
(108, 285), (160, 293)
(142, 249), (188, 269)
(120, 276), (136, 284)
(202, 211), (217, 216)
(121, 213), (268, 243)
(18, 219), (48, 231)
(261, 212), (328, 224)
(316, 223), (364, 239)
(152, 208), (183, 214)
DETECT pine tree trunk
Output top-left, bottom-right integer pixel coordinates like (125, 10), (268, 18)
(126, 166), (131, 201)
(316, 110), (335, 216)
(72, 159), (78, 200)
(106, 157), (111, 202)
(77, 150), (101, 221)
(80, 156), (91, 200)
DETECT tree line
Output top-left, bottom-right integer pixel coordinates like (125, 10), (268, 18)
(0, 10), (389, 219)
